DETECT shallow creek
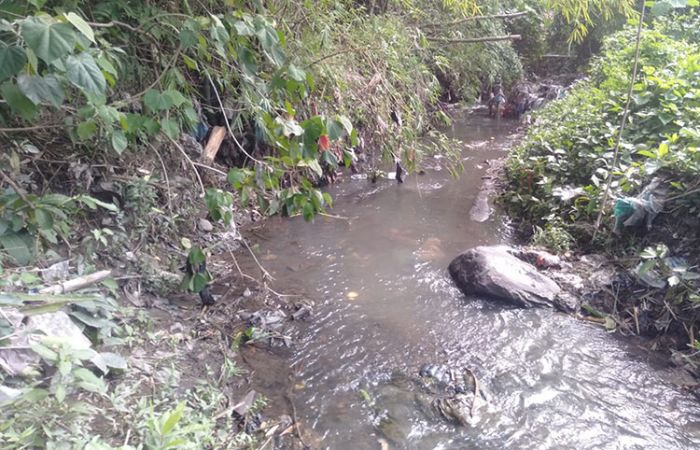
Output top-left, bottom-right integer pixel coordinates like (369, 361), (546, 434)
(251, 111), (700, 449)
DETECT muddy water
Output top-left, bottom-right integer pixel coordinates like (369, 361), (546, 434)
(253, 112), (700, 449)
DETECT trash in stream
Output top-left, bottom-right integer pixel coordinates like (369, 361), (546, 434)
(613, 178), (666, 233)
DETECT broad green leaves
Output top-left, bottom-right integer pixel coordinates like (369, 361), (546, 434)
(21, 16), (76, 63)
(65, 52), (106, 96)
(1, 82), (39, 119)
(17, 74), (64, 106)
(0, 46), (27, 81)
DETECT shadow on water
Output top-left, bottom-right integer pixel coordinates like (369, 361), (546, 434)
(250, 110), (700, 449)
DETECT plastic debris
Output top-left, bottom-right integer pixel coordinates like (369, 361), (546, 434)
(613, 178), (666, 233)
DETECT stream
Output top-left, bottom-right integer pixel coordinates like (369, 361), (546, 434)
(252, 111), (700, 449)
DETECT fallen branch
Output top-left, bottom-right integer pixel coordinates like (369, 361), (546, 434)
(425, 34), (522, 44)
(421, 11), (529, 29)
(39, 270), (112, 295)
(201, 126), (226, 164)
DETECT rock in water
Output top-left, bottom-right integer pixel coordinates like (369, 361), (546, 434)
(448, 246), (573, 312)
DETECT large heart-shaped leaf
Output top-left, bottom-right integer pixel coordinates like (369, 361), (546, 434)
(17, 74), (64, 107)
(21, 17), (76, 63)
(1, 82), (38, 120)
(65, 52), (106, 96)
(0, 46), (27, 81)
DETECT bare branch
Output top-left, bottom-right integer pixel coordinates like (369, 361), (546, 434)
(425, 34), (522, 44)
(421, 11), (529, 29)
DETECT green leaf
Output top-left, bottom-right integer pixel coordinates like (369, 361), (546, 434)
(0, 46), (27, 81)
(0, 230), (35, 265)
(111, 129), (128, 154)
(21, 17), (76, 64)
(160, 117), (180, 139)
(73, 367), (106, 393)
(0, 294), (23, 306)
(31, 343), (58, 361)
(54, 384), (66, 402)
(302, 202), (314, 222)
(1, 82), (39, 121)
(657, 142), (669, 158)
(227, 168), (250, 189)
(190, 272), (209, 293)
(239, 47), (258, 76)
(34, 208), (53, 230)
(76, 120), (97, 139)
(65, 12), (95, 44)
(650, 1), (673, 16)
(232, 20), (254, 36)
(327, 120), (344, 141)
(338, 115), (353, 134)
(162, 89), (189, 108)
(161, 402), (185, 435)
(143, 89), (166, 112)
(17, 74), (64, 107)
(287, 64), (305, 82)
(636, 149), (657, 159)
(65, 52), (106, 96)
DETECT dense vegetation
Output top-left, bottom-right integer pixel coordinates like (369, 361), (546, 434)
(505, 6), (700, 368)
(0, 0), (594, 447)
(13, 0), (700, 447)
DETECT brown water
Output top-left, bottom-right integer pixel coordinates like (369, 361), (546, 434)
(253, 111), (700, 449)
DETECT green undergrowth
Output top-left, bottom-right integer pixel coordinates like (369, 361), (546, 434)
(0, 276), (267, 449)
(503, 9), (700, 366)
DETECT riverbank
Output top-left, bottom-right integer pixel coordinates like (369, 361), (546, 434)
(500, 15), (700, 380)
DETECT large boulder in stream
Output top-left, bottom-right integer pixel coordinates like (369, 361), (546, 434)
(448, 246), (575, 312)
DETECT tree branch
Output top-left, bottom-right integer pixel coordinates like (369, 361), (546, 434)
(425, 34), (522, 44)
(0, 168), (33, 207)
(421, 11), (529, 29)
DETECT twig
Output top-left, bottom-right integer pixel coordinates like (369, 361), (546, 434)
(425, 34), (522, 43)
(284, 389), (308, 448)
(39, 270), (112, 294)
(421, 11), (529, 28)
(88, 20), (161, 52)
(0, 124), (64, 132)
(192, 161), (228, 176)
(666, 186), (700, 202)
(592, 3), (646, 240)
(304, 47), (369, 69)
(238, 236), (273, 281)
(318, 212), (350, 220)
(225, 242), (258, 283)
(0, 168), (33, 207)
(166, 135), (206, 197)
(147, 142), (173, 213)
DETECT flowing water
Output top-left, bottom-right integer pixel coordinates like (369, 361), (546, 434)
(252, 111), (700, 449)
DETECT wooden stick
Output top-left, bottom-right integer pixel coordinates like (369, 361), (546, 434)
(421, 11), (529, 28)
(426, 34), (522, 44)
(0, 168), (33, 207)
(201, 126), (226, 164)
(39, 270), (112, 294)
